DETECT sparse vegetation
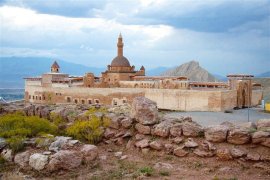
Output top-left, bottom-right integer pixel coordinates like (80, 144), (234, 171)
(139, 166), (154, 176)
(6, 136), (25, 153)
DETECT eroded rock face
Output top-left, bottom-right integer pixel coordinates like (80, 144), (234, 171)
(182, 122), (203, 137)
(14, 151), (31, 167)
(135, 123), (151, 135)
(205, 125), (229, 143)
(29, 153), (48, 171)
(227, 128), (251, 145)
(48, 150), (82, 171)
(80, 144), (98, 162)
(131, 97), (159, 125)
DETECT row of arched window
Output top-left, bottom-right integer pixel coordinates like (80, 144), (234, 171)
(66, 97), (100, 104)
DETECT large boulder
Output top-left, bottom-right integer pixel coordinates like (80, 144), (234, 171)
(205, 125), (229, 143)
(48, 150), (82, 171)
(80, 144), (98, 162)
(153, 121), (172, 137)
(131, 97), (159, 125)
(252, 131), (270, 147)
(29, 153), (49, 171)
(14, 151), (31, 167)
(257, 119), (270, 130)
(182, 122), (203, 137)
(135, 123), (151, 135)
(227, 128), (251, 145)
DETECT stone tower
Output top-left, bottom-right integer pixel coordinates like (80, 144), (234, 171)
(51, 61), (60, 73)
(117, 33), (123, 56)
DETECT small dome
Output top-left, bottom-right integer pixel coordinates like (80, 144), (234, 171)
(111, 56), (130, 67)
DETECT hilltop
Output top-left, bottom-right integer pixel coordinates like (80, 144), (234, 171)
(161, 61), (218, 82)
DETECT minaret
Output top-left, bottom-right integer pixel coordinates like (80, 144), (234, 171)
(51, 61), (60, 73)
(117, 33), (124, 57)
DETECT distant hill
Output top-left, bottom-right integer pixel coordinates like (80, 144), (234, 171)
(0, 57), (104, 88)
(257, 71), (270, 78)
(161, 60), (218, 82)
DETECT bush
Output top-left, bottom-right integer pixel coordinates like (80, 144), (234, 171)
(0, 112), (57, 138)
(6, 136), (25, 153)
(67, 116), (105, 144)
(139, 166), (154, 176)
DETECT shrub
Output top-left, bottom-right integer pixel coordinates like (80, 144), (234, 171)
(6, 136), (25, 153)
(67, 116), (104, 144)
(139, 166), (154, 176)
(0, 113), (57, 138)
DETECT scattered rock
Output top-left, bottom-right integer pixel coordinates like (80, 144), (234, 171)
(184, 138), (198, 148)
(1, 149), (13, 162)
(49, 136), (72, 152)
(29, 153), (49, 171)
(174, 147), (188, 157)
(216, 148), (232, 161)
(173, 137), (184, 144)
(182, 122), (203, 137)
(205, 125), (229, 142)
(14, 151), (31, 167)
(135, 139), (149, 148)
(194, 149), (215, 157)
(80, 144), (98, 162)
(230, 148), (246, 158)
(170, 124), (182, 137)
(121, 117), (133, 128)
(246, 152), (261, 161)
(135, 123), (151, 135)
(201, 140), (216, 151)
(257, 119), (270, 130)
(153, 121), (172, 137)
(153, 162), (173, 170)
(131, 97), (159, 125)
(227, 128), (251, 145)
(0, 138), (7, 150)
(48, 150), (82, 171)
(114, 152), (123, 158)
(149, 141), (163, 151)
(120, 155), (128, 160)
(104, 128), (116, 139)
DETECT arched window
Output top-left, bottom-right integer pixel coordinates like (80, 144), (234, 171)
(81, 100), (85, 104)
(74, 99), (78, 104)
(88, 100), (92, 104)
(67, 97), (71, 102)
(29, 95), (31, 99)
(95, 99), (99, 104)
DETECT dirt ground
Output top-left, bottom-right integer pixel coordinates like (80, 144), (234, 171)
(1, 139), (270, 180)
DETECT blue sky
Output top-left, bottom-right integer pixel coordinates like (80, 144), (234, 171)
(0, 0), (269, 75)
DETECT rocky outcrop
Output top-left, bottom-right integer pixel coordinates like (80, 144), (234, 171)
(131, 97), (159, 125)
(153, 121), (172, 137)
(161, 61), (217, 82)
(80, 144), (98, 162)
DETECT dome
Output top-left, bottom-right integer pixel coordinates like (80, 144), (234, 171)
(111, 56), (130, 67)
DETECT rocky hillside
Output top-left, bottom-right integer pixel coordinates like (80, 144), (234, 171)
(161, 61), (217, 82)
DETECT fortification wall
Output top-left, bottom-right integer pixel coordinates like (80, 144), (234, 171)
(25, 85), (240, 111)
(252, 90), (263, 106)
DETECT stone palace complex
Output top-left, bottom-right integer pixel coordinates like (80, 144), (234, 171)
(24, 34), (263, 111)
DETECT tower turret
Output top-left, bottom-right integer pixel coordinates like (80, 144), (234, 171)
(51, 61), (60, 73)
(117, 33), (123, 57)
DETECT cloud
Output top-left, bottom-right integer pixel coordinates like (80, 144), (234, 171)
(0, 1), (269, 76)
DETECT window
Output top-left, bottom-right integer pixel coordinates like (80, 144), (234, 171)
(114, 101), (117, 106)
(123, 99), (127, 103)
(74, 99), (78, 104)
(29, 95), (31, 99)
(43, 96), (45, 100)
(95, 99), (99, 104)
(36, 96), (38, 100)
(32, 96), (34, 99)
(88, 100), (92, 104)
(81, 100), (85, 104)
(39, 96), (41, 100)
(67, 97), (71, 102)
